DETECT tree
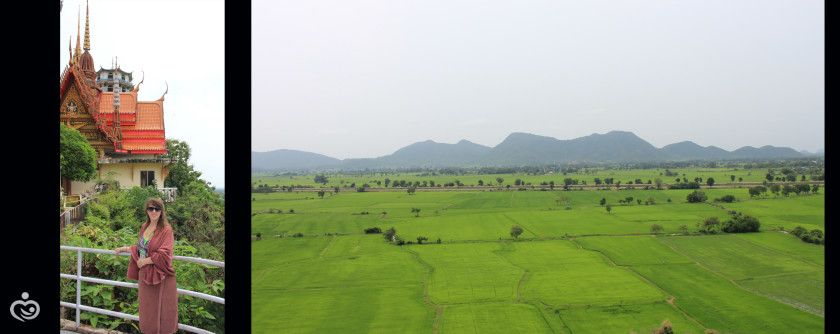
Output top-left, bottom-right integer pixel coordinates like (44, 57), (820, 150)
(549, 180), (555, 190)
(161, 139), (208, 190)
(766, 172), (775, 182)
(314, 174), (329, 185)
(686, 191), (707, 203)
(654, 319), (674, 334)
(364, 227), (382, 234)
(769, 184), (781, 196)
(411, 207), (421, 217)
(722, 213), (760, 233)
(605, 204), (612, 214)
(407, 186), (417, 195)
(60, 124), (98, 184)
(599, 197), (606, 206)
(706, 177), (715, 188)
(781, 184), (794, 196)
(651, 224), (664, 234)
(416, 236), (428, 244)
(698, 217), (721, 234)
(678, 225), (689, 235)
(716, 195), (736, 203)
(791, 226), (808, 238)
(738, 177), (743, 182)
(510, 225), (524, 239)
(812, 184), (819, 194)
(730, 175), (736, 183)
(383, 227), (397, 242)
(496, 177), (504, 186)
(594, 177), (602, 185)
(515, 179), (523, 186)
(654, 178), (663, 189)
(384, 178), (391, 187)
(477, 180), (484, 186)
(317, 190), (325, 199)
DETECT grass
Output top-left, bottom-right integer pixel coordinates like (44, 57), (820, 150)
(251, 186), (824, 333)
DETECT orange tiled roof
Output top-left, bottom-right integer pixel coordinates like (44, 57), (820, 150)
(134, 102), (164, 130)
(96, 91), (167, 154)
(99, 92), (136, 114)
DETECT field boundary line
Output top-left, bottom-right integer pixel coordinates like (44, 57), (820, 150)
(318, 235), (338, 258)
(734, 233), (825, 268)
(569, 237), (710, 330)
(502, 213), (542, 239)
(737, 269), (821, 281)
(490, 242), (561, 333)
(403, 247), (444, 334)
(658, 237), (825, 318)
(539, 300), (574, 334)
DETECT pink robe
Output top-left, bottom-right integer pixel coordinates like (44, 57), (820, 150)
(128, 222), (179, 334)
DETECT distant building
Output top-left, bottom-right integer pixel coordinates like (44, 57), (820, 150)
(96, 67), (134, 92)
(60, 1), (174, 200)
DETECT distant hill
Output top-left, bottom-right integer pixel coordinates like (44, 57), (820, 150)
(251, 149), (341, 171)
(343, 139), (491, 169)
(660, 141), (730, 160)
(253, 131), (806, 171)
(798, 148), (824, 157)
(730, 146), (803, 160)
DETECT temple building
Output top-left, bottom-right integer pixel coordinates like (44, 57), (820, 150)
(60, 1), (174, 200)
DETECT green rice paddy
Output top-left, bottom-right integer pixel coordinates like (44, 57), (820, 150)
(252, 183), (823, 333)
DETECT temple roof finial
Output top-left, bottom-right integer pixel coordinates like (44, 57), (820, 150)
(84, 0), (91, 51)
(132, 70), (145, 92)
(74, 6), (81, 64)
(157, 81), (169, 101)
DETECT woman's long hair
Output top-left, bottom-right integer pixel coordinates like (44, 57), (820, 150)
(144, 197), (169, 229)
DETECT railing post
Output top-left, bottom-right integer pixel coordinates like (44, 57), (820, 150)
(76, 249), (82, 327)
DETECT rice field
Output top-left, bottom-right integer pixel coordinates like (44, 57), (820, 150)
(252, 185), (824, 333)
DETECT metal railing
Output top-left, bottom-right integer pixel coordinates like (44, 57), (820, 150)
(60, 245), (224, 334)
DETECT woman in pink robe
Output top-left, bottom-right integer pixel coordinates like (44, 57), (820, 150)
(115, 198), (179, 334)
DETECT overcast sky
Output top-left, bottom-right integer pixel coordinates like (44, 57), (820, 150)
(60, 0), (225, 188)
(253, 0), (824, 159)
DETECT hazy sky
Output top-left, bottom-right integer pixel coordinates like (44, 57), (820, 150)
(253, 0), (824, 158)
(60, 0), (225, 188)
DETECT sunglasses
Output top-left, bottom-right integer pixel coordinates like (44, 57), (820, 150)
(147, 207), (162, 212)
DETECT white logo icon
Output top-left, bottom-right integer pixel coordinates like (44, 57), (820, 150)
(10, 292), (39, 322)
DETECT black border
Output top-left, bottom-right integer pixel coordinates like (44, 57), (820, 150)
(224, 0), (252, 332)
(1, 1), (62, 332)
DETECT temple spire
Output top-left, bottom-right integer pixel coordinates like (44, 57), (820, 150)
(74, 6), (81, 63)
(84, 0), (91, 51)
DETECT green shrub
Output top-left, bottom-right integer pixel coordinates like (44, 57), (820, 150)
(722, 214), (760, 233)
(364, 227), (382, 234)
(791, 226), (808, 238)
(686, 190), (707, 203)
(716, 194), (736, 203)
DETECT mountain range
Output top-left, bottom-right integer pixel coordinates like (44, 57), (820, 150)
(252, 131), (820, 171)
